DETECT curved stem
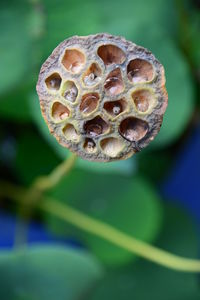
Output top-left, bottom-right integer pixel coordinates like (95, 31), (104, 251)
(41, 197), (200, 273)
(32, 154), (77, 192)
(14, 154), (77, 247)
(1, 181), (200, 273)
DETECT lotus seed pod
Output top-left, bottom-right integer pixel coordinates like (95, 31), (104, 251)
(36, 33), (168, 162)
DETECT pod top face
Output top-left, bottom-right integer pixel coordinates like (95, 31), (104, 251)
(36, 33), (168, 162)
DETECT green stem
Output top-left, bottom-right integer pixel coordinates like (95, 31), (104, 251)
(32, 154), (77, 192)
(14, 154), (77, 247)
(1, 181), (200, 273)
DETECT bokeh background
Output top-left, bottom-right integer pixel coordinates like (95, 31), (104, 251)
(0, 0), (200, 299)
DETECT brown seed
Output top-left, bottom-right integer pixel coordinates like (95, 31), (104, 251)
(104, 68), (124, 96)
(80, 93), (99, 114)
(84, 138), (96, 153)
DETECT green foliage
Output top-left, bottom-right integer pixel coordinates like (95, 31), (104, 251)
(87, 204), (200, 300)
(0, 0), (43, 96)
(46, 170), (163, 265)
(0, 0), (200, 298)
(136, 148), (171, 182)
(0, 83), (32, 122)
(40, 0), (100, 60)
(0, 0), (43, 120)
(84, 176), (162, 265)
(0, 1), (32, 95)
(178, 0), (200, 70)
(0, 246), (103, 300)
(14, 129), (60, 185)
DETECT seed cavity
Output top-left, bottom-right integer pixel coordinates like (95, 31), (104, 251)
(103, 98), (127, 117)
(127, 59), (154, 83)
(97, 44), (126, 65)
(83, 138), (96, 153)
(51, 101), (70, 122)
(62, 81), (78, 103)
(63, 124), (80, 142)
(45, 73), (62, 91)
(132, 89), (155, 113)
(104, 68), (124, 96)
(119, 117), (149, 142)
(83, 63), (102, 86)
(100, 137), (124, 157)
(84, 116), (109, 137)
(61, 49), (85, 73)
(80, 93), (99, 115)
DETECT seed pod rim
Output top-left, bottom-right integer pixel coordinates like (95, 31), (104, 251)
(36, 33), (168, 162)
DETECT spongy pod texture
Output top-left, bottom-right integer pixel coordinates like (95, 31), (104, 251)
(36, 33), (168, 162)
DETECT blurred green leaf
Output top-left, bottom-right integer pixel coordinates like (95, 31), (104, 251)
(0, 82), (33, 121)
(46, 170), (163, 266)
(0, 0), (45, 120)
(137, 148), (172, 182)
(0, 245), (103, 300)
(88, 204), (200, 300)
(176, 0), (200, 106)
(0, 1), (35, 95)
(41, 0), (100, 60)
(94, 0), (177, 39)
(84, 176), (163, 265)
(14, 129), (60, 185)
(177, 0), (200, 70)
(29, 93), (136, 175)
(187, 13), (200, 70)
(77, 157), (135, 175)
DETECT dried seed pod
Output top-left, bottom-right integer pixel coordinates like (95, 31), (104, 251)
(36, 33), (168, 162)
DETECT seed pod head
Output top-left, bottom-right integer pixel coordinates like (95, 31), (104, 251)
(36, 33), (168, 162)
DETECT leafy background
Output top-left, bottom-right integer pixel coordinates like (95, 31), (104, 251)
(0, 0), (200, 299)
